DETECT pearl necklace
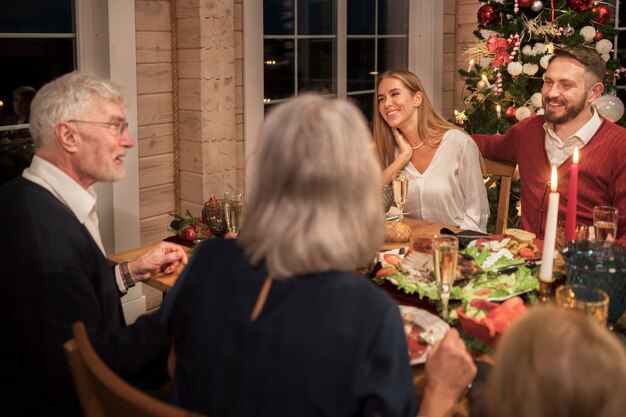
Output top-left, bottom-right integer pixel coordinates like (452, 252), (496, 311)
(411, 141), (425, 151)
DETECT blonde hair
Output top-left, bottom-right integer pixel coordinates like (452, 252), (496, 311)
(237, 94), (384, 278)
(372, 70), (461, 169)
(29, 72), (126, 149)
(485, 305), (626, 417)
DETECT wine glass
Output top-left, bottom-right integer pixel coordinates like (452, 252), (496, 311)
(555, 284), (609, 326)
(224, 191), (244, 235)
(593, 206), (619, 242)
(392, 171), (409, 221)
(432, 234), (459, 321)
(202, 199), (228, 237)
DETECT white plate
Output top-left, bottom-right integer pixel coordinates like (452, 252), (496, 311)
(398, 305), (449, 365)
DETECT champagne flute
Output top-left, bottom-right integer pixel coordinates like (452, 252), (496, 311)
(224, 191), (244, 235)
(392, 171), (409, 221)
(593, 206), (618, 242)
(432, 235), (459, 321)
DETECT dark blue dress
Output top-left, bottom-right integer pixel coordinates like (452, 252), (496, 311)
(162, 238), (417, 417)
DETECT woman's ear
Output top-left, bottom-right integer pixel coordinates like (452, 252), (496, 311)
(55, 122), (79, 154)
(414, 91), (423, 108)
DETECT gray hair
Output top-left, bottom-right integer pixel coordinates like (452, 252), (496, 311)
(237, 94), (384, 278)
(29, 72), (126, 149)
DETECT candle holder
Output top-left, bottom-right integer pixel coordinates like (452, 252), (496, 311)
(538, 281), (554, 304)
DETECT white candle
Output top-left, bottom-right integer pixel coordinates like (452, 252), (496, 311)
(539, 165), (559, 283)
(467, 59), (475, 72)
(496, 104), (501, 119)
(481, 74), (492, 88)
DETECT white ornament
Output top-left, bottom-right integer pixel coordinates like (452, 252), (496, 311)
(596, 39), (613, 55)
(601, 53), (610, 62)
(531, 92), (543, 108)
(536, 108), (545, 115)
(540, 54), (552, 69)
(531, 0), (543, 12)
(507, 62), (523, 76)
(523, 63), (539, 76)
(580, 26), (596, 42)
(491, 0), (505, 3)
(593, 95), (625, 122)
(516, 106), (532, 121)
(533, 43), (546, 54)
(522, 45), (533, 55)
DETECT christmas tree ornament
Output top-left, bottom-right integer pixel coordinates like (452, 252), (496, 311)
(519, 0), (534, 7)
(580, 26), (596, 42)
(505, 105), (518, 124)
(567, 0), (593, 13)
(596, 39), (613, 55)
(531, 92), (543, 108)
(531, 1), (543, 12)
(594, 31), (604, 42)
(593, 95), (625, 122)
(477, 4), (500, 26)
(591, 3), (612, 25)
(515, 106), (532, 121)
(563, 25), (575, 37)
(477, 80), (488, 91)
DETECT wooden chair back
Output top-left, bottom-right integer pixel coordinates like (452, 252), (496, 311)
(64, 321), (204, 417)
(482, 158), (517, 234)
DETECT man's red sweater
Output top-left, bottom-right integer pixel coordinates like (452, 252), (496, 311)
(473, 115), (626, 241)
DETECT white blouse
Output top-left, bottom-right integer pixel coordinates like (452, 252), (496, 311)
(401, 129), (489, 232)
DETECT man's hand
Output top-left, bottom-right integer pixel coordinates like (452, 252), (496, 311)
(128, 242), (189, 282)
(418, 328), (477, 417)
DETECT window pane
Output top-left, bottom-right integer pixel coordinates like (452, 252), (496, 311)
(347, 0), (375, 35)
(264, 40), (295, 101)
(348, 92), (375, 122)
(378, 0), (408, 35)
(617, 31), (626, 89)
(0, 38), (75, 126)
(297, 0), (335, 35)
(264, 0), (295, 35)
(297, 39), (335, 94)
(347, 39), (375, 92)
(377, 38), (408, 73)
(0, 0), (74, 33)
(0, 127), (34, 185)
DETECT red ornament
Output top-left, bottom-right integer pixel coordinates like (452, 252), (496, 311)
(477, 4), (500, 26)
(519, 0), (534, 7)
(594, 31), (604, 42)
(591, 4), (612, 25)
(567, 0), (593, 13)
(505, 105), (518, 124)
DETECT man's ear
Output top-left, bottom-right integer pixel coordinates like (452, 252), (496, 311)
(55, 122), (79, 154)
(588, 81), (604, 103)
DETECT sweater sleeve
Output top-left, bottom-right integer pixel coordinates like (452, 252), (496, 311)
(472, 119), (528, 163)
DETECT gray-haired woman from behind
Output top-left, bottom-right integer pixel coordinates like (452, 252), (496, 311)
(161, 95), (418, 416)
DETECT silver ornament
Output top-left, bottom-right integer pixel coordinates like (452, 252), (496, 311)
(531, 1), (543, 12)
(477, 80), (488, 91)
(563, 25), (574, 37)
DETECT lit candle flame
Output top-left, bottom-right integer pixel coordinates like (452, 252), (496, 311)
(468, 59), (475, 72)
(551, 165), (558, 192)
(573, 147), (579, 164)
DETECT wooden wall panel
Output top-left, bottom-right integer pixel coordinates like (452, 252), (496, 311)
(139, 154), (175, 188)
(138, 123), (173, 156)
(137, 63), (173, 94)
(137, 93), (174, 126)
(140, 184), (176, 218)
(140, 213), (172, 243)
(136, 31), (172, 64)
(136, 1), (171, 31)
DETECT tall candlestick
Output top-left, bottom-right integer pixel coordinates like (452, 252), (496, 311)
(539, 165), (559, 283)
(564, 147), (579, 241)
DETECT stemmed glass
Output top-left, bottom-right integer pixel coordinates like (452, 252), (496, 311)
(203, 199), (228, 237)
(432, 234), (459, 321)
(392, 171), (409, 221)
(224, 191), (244, 235)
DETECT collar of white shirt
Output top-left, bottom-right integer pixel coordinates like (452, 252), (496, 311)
(22, 155), (101, 238)
(543, 107), (601, 165)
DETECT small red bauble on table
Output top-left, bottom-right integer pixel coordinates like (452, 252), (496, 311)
(505, 105), (518, 124)
(567, 0), (593, 13)
(592, 3), (612, 25)
(478, 4), (500, 26)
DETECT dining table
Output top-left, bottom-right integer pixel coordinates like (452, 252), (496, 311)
(108, 217), (478, 416)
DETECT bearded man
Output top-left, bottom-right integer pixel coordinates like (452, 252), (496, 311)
(473, 46), (626, 241)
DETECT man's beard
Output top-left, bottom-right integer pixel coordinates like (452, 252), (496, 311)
(543, 95), (587, 125)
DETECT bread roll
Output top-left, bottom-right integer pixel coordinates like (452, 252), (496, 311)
(505, 228), (536, 243)
(385, 221), (412, 243)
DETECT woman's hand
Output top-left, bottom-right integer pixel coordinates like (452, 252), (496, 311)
(393, 128), (413, 162)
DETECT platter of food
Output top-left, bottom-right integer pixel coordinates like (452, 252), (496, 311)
(398, 305), (449, 365)
(373, 229), (542, 303)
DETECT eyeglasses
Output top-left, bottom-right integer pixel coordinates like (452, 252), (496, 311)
(67, 119), (129, 136)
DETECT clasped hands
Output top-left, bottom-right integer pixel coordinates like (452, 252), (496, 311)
(127, 242), (189, 282)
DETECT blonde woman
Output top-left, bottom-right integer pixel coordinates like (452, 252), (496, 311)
(373, 70), (489, 232)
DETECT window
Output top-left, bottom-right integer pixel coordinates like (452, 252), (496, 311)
(0, 0), (76, 184)
(262, 0), (409, 119)
(610, 1), (626, 105)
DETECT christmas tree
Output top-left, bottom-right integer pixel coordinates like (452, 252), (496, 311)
(457, 0), (624, 135)
(456, 0), (624, 231)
